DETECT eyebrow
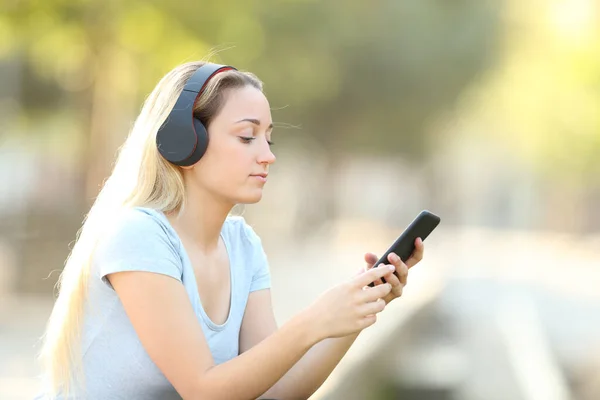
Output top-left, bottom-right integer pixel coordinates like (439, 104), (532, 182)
(235, 118), (274, 130)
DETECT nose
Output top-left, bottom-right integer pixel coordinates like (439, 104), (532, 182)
(257, 139), (276, 165)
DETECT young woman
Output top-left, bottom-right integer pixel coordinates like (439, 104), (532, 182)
(36, 61), (425, 399)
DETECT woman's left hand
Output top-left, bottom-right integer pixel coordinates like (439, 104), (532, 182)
(358, 238), (425, 305)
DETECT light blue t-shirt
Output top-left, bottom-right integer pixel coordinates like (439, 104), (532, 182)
(37, 207), (271, 399)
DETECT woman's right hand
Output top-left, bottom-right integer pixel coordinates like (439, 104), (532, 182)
(307, 265), (396, 340)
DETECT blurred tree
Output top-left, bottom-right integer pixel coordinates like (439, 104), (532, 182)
(1, 0), (216, 202)
(438, 0), (600, 232)
(250, 0), (504, 231)
(449, 0), (600, 182)
(2, 0), (502, 222)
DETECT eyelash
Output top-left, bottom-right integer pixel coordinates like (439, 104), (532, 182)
(239, 137), (274, 146)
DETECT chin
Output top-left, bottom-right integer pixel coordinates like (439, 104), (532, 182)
(235, 190), (264, 205)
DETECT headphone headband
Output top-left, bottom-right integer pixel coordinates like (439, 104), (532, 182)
(184, 64), (236, 93)
(156, 63), (238, 166)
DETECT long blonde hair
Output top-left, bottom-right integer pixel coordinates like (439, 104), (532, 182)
(38, 61), (263, 396)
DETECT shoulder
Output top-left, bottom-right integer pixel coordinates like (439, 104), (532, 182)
(95, 207), (180, 256)
(105, 207), (174, 237)
(92, 207), (183, 283)
(113, 206), (170, 231)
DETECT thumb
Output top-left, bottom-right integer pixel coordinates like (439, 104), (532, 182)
(364, 252), (379, 269)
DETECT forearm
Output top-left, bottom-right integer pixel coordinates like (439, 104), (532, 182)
(263, 332), (360, 399)
(198, 310), (319, 400)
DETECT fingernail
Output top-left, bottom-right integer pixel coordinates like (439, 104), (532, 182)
(388, 265), (395, 271)
(391, 254), (400, 262)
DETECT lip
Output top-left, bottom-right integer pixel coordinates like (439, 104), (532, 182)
(250, 173), (268, 182)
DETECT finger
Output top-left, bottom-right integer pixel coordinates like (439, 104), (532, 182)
(405, 237), (424, 268)
(368, 278), (384, 287)
(364, 263), (391, 287)
(357, 314), (377, 330)
(370, 264), (387, 286)
(360, 282), (392, 302)
(356, 264), (396, 287)
(359, 298), (386, 316)
(386, 253), (409, 286)
(399, 261), (408, 286)
(364, 252), (378, 269)
(381, 267), (401, 288)
(387, 265), (406, 297)
(391, 283), (404, 298)
(391, 257), (409, 286)
(364, 273), (392, 291)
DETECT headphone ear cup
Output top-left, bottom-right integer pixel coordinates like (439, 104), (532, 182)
(194, 118), (209, 155)
(183, 117), (209, 165)
(156, 90), (201, 166)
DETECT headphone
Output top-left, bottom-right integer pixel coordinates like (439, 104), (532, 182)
(156, 63), (237, 166)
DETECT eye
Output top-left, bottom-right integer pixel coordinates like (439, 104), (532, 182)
(239, 136), (256, 144)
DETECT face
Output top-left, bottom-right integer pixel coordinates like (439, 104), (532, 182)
(186, 85), (276, 205)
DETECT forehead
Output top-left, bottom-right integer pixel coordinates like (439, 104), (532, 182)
(218, 86), (271, 122)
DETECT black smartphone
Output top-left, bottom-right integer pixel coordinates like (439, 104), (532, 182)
(368, 210), (441, 287)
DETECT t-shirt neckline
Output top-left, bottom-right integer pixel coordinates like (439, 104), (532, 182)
(142, 207), (235, 332)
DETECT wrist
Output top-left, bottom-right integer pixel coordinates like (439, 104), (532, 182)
(290, 307), (325, 346)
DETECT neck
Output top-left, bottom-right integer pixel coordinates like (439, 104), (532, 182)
(166, 182), (233, 253)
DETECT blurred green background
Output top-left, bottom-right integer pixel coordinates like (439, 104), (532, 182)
(0, 0), (599, 399)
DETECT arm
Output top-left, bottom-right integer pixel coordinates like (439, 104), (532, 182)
(109, 265), (393, 400)
(244, 243), (425, 400)
(108, 271), (322, 400)
(240, 289), (361, 400)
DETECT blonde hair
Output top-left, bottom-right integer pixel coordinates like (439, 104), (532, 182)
(38, 61), (263, 396)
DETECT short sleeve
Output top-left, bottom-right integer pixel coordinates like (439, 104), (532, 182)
(241, 221), (271, 292)
(93, 208), (183, 289)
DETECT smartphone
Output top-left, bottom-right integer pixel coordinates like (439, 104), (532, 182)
(368, 210), (441, 287)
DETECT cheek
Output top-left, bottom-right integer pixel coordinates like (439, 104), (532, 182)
(195, 142), (250, 185)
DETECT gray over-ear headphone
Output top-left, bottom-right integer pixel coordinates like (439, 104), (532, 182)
(156, 63), (237, 166)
